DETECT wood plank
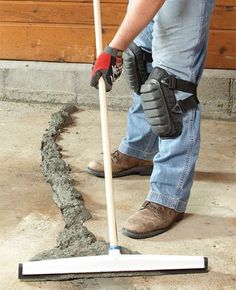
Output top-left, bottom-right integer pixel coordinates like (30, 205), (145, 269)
(4, 0), (233, 5)
(205, 30), (236, 69)
(0, 1), (127, 26)
(0, 23), (116, 63)
(4, 0), (128, 3)
(211, 5), (236, 30)
(1, 24), (236, 68)
(1, 0), (233, 5)
(0, 23), (95, 62)
(215, 0), (236, 6)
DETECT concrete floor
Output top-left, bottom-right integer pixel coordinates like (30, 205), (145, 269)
(0, 101), (235, 290)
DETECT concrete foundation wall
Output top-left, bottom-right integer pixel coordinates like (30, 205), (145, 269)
(0, 60), (235, 120)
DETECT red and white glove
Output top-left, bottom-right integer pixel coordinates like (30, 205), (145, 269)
(90, 46), (123, 92)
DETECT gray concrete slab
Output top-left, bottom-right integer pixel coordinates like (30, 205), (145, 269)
(0, 101), (235, 289)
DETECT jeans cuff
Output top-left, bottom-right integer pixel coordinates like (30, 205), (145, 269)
(119, 142), (155, 160)
(147, 191), (187, 213)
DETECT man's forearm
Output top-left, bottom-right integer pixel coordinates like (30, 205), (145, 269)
(109, 0), (165, 51)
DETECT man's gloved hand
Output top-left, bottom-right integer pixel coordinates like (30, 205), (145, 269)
(90, 46), (123, 92)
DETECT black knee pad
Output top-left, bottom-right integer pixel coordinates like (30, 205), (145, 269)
(123, 42), (152, 94)
(140, 67), (199, 138)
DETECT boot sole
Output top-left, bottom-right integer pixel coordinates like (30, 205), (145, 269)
(86, 165), (153, 178)
(122, 213), (184, 239)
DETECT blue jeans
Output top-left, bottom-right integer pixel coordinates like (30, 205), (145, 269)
(119, 0), (215, 212)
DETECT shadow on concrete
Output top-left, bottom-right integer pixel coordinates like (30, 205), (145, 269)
(149, 213), (236, 242)
(194, 171), (236, 184)
(117, 170), (236, 184)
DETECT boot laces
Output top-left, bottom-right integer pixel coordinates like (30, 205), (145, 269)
(142, 201), (167, 218)
(111, 150), (120, 163)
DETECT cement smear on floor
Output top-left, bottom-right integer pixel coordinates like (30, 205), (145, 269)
(31, 104), (134, 283)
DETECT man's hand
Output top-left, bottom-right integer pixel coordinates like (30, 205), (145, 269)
(90, 46), (123, 92)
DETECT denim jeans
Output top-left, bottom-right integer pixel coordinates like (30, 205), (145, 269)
(119, 0), (215, 212)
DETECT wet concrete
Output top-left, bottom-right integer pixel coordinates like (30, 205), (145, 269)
(32, 104), (133, 283)
(0, 101), (236, 289)
(35, 104), (108, 262)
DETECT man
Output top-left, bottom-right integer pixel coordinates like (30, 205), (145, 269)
(88, 0), (215, 239)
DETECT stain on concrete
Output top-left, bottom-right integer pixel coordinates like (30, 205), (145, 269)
(30, 104), (134, 284)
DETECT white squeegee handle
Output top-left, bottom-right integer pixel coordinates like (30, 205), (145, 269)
(93, 0), (119, 249)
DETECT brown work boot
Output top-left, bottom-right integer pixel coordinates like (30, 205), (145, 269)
(122, 201), (184, 239)
(86, 150), (153, 178)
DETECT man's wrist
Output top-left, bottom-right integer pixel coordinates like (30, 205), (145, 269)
(104, 46), (123, 57)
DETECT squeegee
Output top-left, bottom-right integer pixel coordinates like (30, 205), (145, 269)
(18, 0), (208, 280)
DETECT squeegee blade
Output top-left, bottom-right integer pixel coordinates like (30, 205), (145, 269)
(19, 254), (208, 279)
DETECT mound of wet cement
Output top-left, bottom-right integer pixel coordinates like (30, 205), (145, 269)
(31, 104), (134, 282)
